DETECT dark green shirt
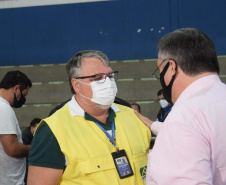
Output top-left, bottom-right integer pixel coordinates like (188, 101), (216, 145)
(28, 108), (116, 169)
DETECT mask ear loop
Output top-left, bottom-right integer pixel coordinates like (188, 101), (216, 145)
(79, 92), (92, 100)
(77, 80), (98, 108)
(77, 79), (92, 99)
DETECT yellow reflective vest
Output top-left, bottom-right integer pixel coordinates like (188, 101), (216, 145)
(43, 103), (151, 185)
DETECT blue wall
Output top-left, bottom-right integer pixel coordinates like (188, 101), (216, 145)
(1, 0), (226, 66)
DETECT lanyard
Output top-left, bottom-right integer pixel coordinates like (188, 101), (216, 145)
(95, 120), (116, 146)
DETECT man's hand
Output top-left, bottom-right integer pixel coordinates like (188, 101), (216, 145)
(134, 110), (153, 128)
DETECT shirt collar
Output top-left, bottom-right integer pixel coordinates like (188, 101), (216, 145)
(68, 95), (120, 117)
(0, 97), (10, 106)
(85, 108), (116, 127)
(175, 74), (220, 106)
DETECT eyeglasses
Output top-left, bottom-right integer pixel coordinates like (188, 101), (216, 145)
(75, 71), (118, 84)
(152, 58), (174, 79)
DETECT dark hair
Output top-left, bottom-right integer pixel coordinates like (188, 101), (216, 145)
(131, 103), (141, 113)
(157, 89), (163, 96)
(0, 70), (32, 91)
(158, 28), (219, 76)
(30, 118), (41, 127)
(66, 50), (110, 94)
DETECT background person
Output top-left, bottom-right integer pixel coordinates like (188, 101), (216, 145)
(131, 103), (141, 113)
(0, 70), (32, 185)
(22, 118), (41, 145)
(146, 28), (226, 185)
(156, 89), (173, 122)
(22, 118), (41, 185)
(28, 50), (151, 185)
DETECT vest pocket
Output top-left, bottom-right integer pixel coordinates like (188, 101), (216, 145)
(131, 152), (148, 185)
(78, 157), (120, 185)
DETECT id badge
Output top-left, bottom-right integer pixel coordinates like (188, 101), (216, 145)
(112, 149), (134, 179)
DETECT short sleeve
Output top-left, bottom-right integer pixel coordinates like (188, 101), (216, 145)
(0, 104), (17, 135)
(28, 122), (65, 169)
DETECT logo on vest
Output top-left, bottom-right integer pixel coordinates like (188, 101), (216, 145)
(140, 166), (147, 180)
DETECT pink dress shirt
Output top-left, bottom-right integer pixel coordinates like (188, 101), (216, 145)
(147, 75), (226, 185)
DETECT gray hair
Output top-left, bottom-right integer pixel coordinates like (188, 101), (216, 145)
(158, 28), (219, 76)
(66, 50), (110, 94)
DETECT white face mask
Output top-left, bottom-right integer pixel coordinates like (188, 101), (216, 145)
(159, 99), (168, 108)
(79, 77), (118, 106)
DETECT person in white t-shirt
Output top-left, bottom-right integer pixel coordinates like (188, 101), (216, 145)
(0, 70), (32, 185)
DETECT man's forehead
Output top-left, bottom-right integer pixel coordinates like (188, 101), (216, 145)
(132, 104), (138, 108)
(158, 94), (164, 99)
(80, 57), (112, 75)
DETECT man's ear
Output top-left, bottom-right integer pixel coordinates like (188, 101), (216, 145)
(13, 85), (20, 94)
(71, 78), (80, 94)
(169, 60), (177, 76)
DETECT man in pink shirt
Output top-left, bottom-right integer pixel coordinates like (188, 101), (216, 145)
(146, 28), (226, 184)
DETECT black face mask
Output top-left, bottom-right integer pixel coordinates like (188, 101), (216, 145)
(160, 62), (176, 104)
(13, 91), (26, 108)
